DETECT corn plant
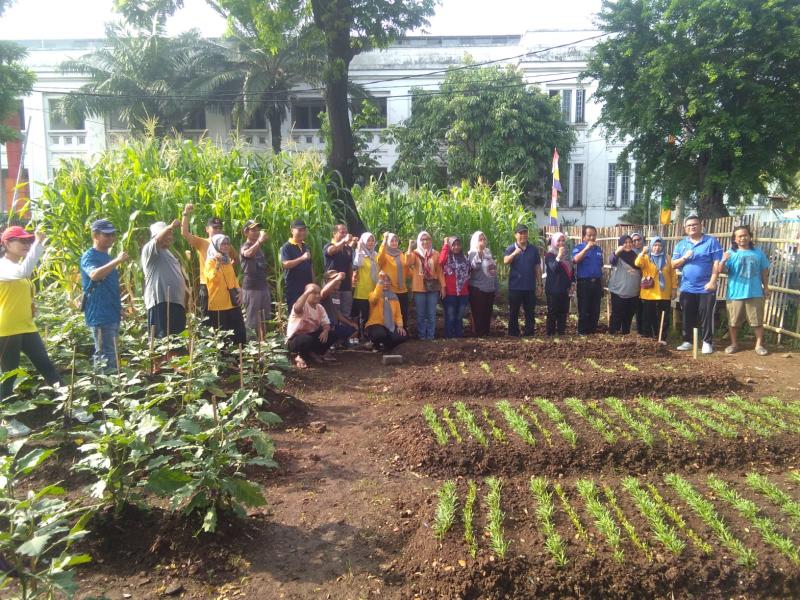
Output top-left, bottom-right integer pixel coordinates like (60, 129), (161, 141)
(518, 404), (552, 446)
(433, 481), (458, 540)
(534, 398), (577, 448)
(664, 473), (756, 568)
(453, 402), (489, 448)
(529, 477), (567, 566)
(707, 475), (800, 565)
(422, 405), (450, 446)
(485, 477), (510, 559)
(495, 401), (536, 446)
(666, 396), (738, 439)
(441, 408), (463, 443)
(576, 479), (624, 562)
(637, 396), (698, 442)
(723, 395), (796, 434)
(554, 483), (594, 556)
(622, 477), (685, 555)
(463, 480), (478, 557)
(745, 473), (800, 531)
(605, 398), (654, 446)
(603, 483), (652, 560)
(585, 358), (615, 373)
(481, 408), (507, 444)
(565, 398), (617, 444)
(693, 398), (773, 437)
(646, 483), (712, 555)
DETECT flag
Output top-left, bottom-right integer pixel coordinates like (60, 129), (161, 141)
(660, 195), (672, 225)
(550, 148), (560, 226)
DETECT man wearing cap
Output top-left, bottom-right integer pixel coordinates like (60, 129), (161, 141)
(142, 219), (187, 338)
(280, 219), (314, 310)
(503, 224), (541, 337)
(0, 226), (64, 435)
(240, 220), (271, 334)
(181, 204), (238, 315)
(80, 219), (129, 371)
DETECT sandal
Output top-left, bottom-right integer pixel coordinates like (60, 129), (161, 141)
(294, 355), (308, 369)
(724, 345), (738, 354)
(754, 346), (768, 356)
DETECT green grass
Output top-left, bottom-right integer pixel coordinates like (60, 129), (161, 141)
(637, 396), (698, 442)
(518, 403), (553, 446)
(554, 482), (594, 556)
(534, 398), (577, 448)
(441, 408), (463, 443)
(622, 477), (685, 555)
(666, 396), (738, 439)
(422, 405), (449, 446)
(481, 408), (507, 444)
(453, 401), (489, 447)
(433, 481), (458, 540)
(495, 401), (536, 446)
(485, 477), (510, 559)
(745, 473), (800, 531)
(565, 398), (618, 444)
(530, 477), (568, 567)
(603, 483), (652, 560)
(576, 479), (625, 562)
(463, 480), (478, 557)
(605, 397), (654, 446)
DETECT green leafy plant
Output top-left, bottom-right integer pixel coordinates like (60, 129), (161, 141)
(761, 396), (800, 421)
(666, 396), (738, 438)
(561, 362), (583, 376)
(646, 483), (712, 555)
(622, 477), (685, 555)
(588, 400), (632, 440)
(565, 398), (617, 444)
(463, 480), (478, 557)
(554, 482), (594, 556)
(603, 483), (652, 560)
(453, 402), (489, 447)
(693, 398), (773, 437)
(480, 362), (493, 375)
(518, 403), (552, 446)
(585, 358), (615, 373)
(637, 396), (698, 442)
(746, 473), (800, 530)
(485, 477), (510, 559)
(481, 408), (507, 444)
(440, 408), (463, 444)
(664, 473), (756, 567)
(495, 401), (536, 446)
(530, 477), (567, 567)
(433, 481), (458, 540)
(605, 397), (654, 446)
(534, 398), (577, 448)
(622, 362), (639, 372)
(422, 405), (450, 446)
(576, 479), (624, 562)
(723, 395), (797, 434)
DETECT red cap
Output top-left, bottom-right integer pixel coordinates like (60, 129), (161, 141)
(1, 226), (35, 243)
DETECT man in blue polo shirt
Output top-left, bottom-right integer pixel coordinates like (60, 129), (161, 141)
(672, 214), (723, 353)
(80, 219), (129, 371)
(572, 225), (604, 334)
(280, 219), (314, 310)
(503, 224), (541, 336)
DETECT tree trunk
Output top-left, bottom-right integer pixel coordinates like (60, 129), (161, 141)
(698, 188), (728, 219)
(267, 108), (283, 155)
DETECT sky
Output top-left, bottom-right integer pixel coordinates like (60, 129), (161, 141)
(0, 0), (603, 40)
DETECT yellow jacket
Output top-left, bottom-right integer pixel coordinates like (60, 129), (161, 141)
(635, 253), (675, 301)
(204, 258), (240, 311)
(366, 282), (404, 329)
(377, 244), (410, 294)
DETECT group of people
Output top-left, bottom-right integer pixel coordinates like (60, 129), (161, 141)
(0, 209), (773, 433)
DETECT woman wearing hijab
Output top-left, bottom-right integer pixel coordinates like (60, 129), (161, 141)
(544, 232), (575, 336)
(352, 232), (378, 341)
(439, 236), (471, 338)
(467, 231), (498, 336)
(635, 236), (675, 342)
(377, 232), (410, 327)
(204, 233), (246, 345)
(365, 271), (408, 353)
(607, 234), (642, 334)
(406, 231), (444, 340)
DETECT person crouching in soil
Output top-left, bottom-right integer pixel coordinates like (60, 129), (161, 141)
(286, 283), (338, 369)
(366, 271), (408, 353)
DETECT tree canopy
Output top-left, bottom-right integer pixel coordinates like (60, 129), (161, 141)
(584, 0), (800, 218)
(391, 63), (576, 203)
(0, 0), (35, 143)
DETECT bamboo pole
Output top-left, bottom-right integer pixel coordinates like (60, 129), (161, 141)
(693, 328), (699, 359)
(658, 310), (666, 344)
(239, 343), (244, 390)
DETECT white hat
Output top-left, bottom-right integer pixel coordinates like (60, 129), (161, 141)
(150, 221), (168, 238)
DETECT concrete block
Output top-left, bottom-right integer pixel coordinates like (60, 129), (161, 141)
(382, 354), (404, 365)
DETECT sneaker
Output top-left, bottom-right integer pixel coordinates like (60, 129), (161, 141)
(724, 345), (738, 354)
(676, 342), (692, 351)
(755, 346), (769, 356)
(3, 419), (31, 438)
(701, 342), (714, 354)
(71, 408), (94, 424)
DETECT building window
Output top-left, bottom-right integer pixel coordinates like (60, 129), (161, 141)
(561, 89), (572, 122)
(47, 98), (85, 131)
(575, 89), (585, 124)
(607, 163), (617, 207)
(353, 97), (388, 129)
(572, 163), (584, 207)
(186, 107), (206, 130)
(292, 100), (326, 130)
(560, 164), (570, 207)
(620, 164), (631, 207)
(633, 176), (642, 204)
(244, 111), (267, 130)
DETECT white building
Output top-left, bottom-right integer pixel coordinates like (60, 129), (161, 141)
(3, 30), (648, 227)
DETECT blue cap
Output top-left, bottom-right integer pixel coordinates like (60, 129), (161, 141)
(91, 219), (117, 234)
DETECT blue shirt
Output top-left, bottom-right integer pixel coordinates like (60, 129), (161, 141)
(80, 248), (121, 327)
(572, 243), (603, 279)
(672, 235), (723, 293)
(504, 243), (540, 291)
(725, 248), (769, 300)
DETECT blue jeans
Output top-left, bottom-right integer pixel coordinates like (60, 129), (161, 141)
(414, 291), (439, 339)
(443, 295), (469, 338)
(92, 322), (120, 372)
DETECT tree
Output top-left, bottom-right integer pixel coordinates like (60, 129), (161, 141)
(390, 63), (576, 204)
(0, 0), (35, 143)
(584, 0), (800, 219)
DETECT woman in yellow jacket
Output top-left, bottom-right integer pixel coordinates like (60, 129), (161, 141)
(352, 232), (378, 340)
(377, 232), (411, 328)
(204, 234), (246, 345)
(365, 272), (409, 353)
(635, 236), (676, 343)
(405, 231), (445, 340)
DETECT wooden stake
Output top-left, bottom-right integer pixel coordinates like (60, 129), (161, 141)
(149, 324), (156, 375)
(239, 343), (244, 390)
(658, 310), (666, 344)
(166, 285), (171, 339)
(113, 335), (121, 377)
(606, 294), (611, 325)
(693, 327), (699, 359)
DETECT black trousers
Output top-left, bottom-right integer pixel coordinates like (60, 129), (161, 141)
(635, 297), (644, 335)
(198, 283), (209, 314)
(546, 292), (570, 336)
(351, 298), (370, 338)
(576, 278), (603, 334)
(609, 293), (638, 334)
(641, 299), (671, 340)
(680, 291), (716, 344)
(207, 308), (247, 346)
(366, 325), (409, 353)
(288, 327), (338, 361)
(147, 302), (187, 338)
(396, 292), (410, 330)
(0, 332), (61, 401)
(508, 290), (536, 337)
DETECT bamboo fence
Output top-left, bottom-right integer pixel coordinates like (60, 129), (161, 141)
(543, 215), (800, 343)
